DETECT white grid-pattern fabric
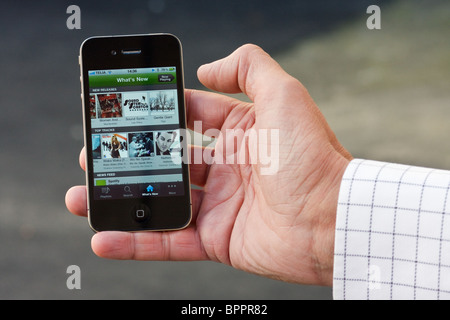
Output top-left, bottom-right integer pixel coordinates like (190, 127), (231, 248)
(333, 159), (450, 300)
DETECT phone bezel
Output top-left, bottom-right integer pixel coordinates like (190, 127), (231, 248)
(80, 34), (192, 232)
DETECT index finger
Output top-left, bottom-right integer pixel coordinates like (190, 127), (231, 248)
(79, 146), (86, 171)
(197, 44), (299, 103)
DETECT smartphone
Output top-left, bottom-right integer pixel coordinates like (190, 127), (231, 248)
(79, 34), (191, 232)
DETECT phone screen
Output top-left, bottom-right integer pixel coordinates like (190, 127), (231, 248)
(87, 66), (185, 201)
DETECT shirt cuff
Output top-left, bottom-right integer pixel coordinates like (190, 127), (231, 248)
(333, 159), (450, 299)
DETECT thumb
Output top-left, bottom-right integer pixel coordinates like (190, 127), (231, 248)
(197, 44), (299, 103)
(198, 44), (352, 160)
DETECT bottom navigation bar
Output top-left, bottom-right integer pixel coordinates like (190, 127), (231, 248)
(94, 181), (184, 200)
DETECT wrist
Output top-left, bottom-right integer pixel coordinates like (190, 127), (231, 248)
(310, 152), (351, 286)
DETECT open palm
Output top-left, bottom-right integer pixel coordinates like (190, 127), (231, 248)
(66, 44), (351, 286)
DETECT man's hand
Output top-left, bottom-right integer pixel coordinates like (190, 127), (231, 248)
(65, 44), (351, 286)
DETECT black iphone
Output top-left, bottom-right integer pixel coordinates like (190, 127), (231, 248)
(79, 34), (191, 232)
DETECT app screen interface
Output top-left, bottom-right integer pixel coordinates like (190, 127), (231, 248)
(88, 67), (184, 200)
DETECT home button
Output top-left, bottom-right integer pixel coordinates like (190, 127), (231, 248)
(131, 204), (150, 222)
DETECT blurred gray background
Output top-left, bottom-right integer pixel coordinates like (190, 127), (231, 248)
(0, 0), (448, 299)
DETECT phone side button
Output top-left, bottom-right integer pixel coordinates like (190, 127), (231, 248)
(131, 204), (151, 223)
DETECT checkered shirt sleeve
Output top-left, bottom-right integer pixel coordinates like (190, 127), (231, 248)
(333, 159), (450, 299)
